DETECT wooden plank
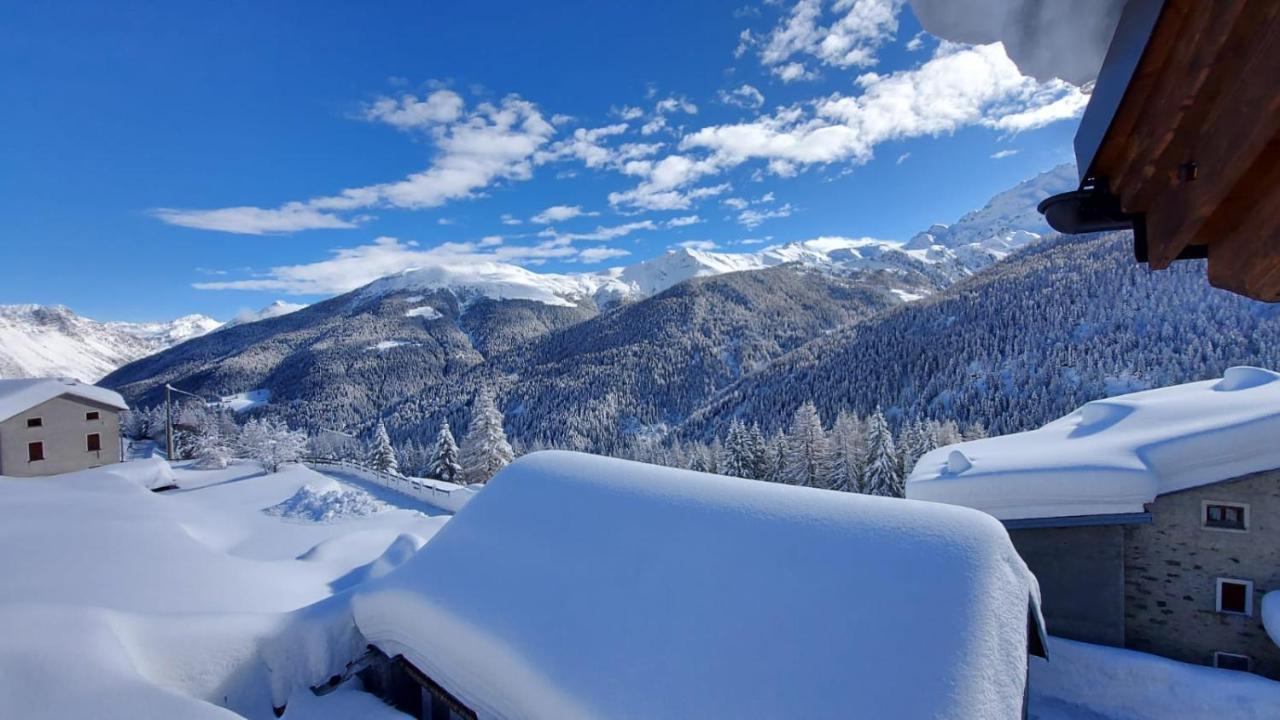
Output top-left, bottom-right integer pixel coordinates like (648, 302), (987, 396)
(1205, 137), (1280, 300)
(1090, 1), (1193, 184)
(1141, 6), (1280, 268)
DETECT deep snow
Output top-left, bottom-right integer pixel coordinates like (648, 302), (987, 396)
(0, 459), (445, 718)
(908, 367), (1280, 519)
(354, 451), (1045, 720)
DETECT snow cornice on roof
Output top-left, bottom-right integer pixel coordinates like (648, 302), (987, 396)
(0, 377), (128, 422)
(907, 367), (1280, 520)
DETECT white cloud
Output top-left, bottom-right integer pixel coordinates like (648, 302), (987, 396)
(722, 197), (750, 210)
(193, 235), (579, 294)
(719, 84), (766, 110)
(737, 203), (794, 228)
(577, 246), (631, 263)
(757, 0), (904, 81)
(478, 235), (504, 246)
(531, 204), (597, 224)
(677, 240), (719, 251)
(539, 220), (658, 243)
(535, 123), (628, 168)
(151, 203), (358, 235)
(896, 152), (910, 164)
(613, 105), (645, 120)
(362, 89), (465, 130)
(666, 215), (703, 227)
(990, 148), (1019, 159)
(680, 43), (1088, 175)
(500, 213), (522, 225)
(155, 94), (557, 234)
(655, 96), (698, 115)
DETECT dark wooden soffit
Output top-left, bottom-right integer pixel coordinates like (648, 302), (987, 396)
(1087, 0), (1280, 301)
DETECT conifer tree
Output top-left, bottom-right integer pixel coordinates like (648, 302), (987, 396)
(367, 420), (399, 475)
(428, 420), (463, 483)
(460, 389), (514, 484)
(784, 401), (832, 487)
(862, 408), (903, 497)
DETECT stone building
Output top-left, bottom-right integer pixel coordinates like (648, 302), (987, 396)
(909, 367), (1280, 679)
(0, 378), (127, 477)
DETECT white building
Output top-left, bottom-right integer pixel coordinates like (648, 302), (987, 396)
(352, 450), (1046, 719)
(0, 378), (127, 477)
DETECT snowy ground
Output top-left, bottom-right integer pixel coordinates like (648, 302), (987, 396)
(0, 458), (447, 719)
(3, 457), (1278, 718)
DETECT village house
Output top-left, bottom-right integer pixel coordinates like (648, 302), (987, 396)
(0, 378), (127, 477)
(348, 451), (1047, 720)
(908, 366), (1280, 679)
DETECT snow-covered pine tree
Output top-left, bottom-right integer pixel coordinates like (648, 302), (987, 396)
(190, 411), (232, 469)
(746, 423), (768, 480)
(829, 410), (866, 493)
(765, 431), (788, 483)
(428, 420), (463, 483)
(862, 408), (903, 497)
(783, 401), (832, 487)
(367, 420), (399, 475)
(722, 419), (751, 479)
(459, 390), (514, 484)
(240, 418), (306, 473)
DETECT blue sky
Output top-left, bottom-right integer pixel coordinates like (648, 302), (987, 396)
(1, 0), (1083, 322)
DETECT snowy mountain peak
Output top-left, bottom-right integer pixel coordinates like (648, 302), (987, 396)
(0, 305), (222, 381)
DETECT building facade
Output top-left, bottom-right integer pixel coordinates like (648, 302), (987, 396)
(0, 379), (127, 477)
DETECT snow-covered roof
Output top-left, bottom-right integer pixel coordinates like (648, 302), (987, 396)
(353, 451), (1044, 719)
(908, 367), (1280, 521)
(0, 377), (127, 422)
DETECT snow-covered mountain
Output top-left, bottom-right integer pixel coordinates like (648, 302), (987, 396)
(226, 300), (308, 327)
(0, 305), (222, 381)
(904, 163), (1076, 257)
(351, 164), (1078, 312)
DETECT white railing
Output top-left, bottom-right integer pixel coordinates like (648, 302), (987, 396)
(301, 457), (476, 513)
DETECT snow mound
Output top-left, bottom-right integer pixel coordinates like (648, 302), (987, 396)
(265, 485), (390, 523)
(354, 451), (1043, 719)
(1031, 636), (1280, 720)
(1264, 592), (1280, 649)
(909, 367), (1280, 520)
(94, 457), (176, 490)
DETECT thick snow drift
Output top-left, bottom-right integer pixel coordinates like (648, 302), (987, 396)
(265, 483), (390, 523)
(0, 459), (446, 718)
(1030, 636), (1280, 720)
(354, 451), (1043, 719)
(909, 0), (1124, 86)
(908, 367), (1280, 520)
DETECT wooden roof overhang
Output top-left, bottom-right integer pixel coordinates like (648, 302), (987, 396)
(1042, 0), (1280, 302)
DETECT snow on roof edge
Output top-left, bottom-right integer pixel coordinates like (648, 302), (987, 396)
(907, 367), (1280, 520)
(0, 377), (128, 422)
(354, 451), (1043, 718)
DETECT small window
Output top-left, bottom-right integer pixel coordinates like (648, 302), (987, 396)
(86, 411), (100, 421)
(28, 441), (44, 462)
(26, 417), (42, 428)
(1216, 578), (1254, 616)
(1213, 652), (1251, 672)
(87, 433), (102, 452)
(1203, 501), (1248, 531)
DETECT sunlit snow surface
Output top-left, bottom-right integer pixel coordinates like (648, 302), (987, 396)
(909, 367), (1280, 519)
(0, 459), (444, 718)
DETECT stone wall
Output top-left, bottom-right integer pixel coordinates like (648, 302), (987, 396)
(1009, 525), (1126, 646)
(1124, 470), (1280, 679)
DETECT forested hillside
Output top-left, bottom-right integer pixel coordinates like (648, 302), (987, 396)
(683, 232), (1280, 442)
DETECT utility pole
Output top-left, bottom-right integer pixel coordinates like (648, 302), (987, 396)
(165, 384), (174, 460)
(165, 383), (214, 461)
